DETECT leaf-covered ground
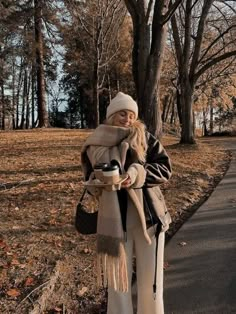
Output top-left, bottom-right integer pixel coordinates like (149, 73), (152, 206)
(0, 129), (231, 314)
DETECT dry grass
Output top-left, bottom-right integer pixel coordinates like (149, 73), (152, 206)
(0, 129), (230, 314)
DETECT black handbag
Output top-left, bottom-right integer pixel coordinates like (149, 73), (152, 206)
(75, 188), (98, 235)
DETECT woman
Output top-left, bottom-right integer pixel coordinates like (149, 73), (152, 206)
(81, 92), (172, 314)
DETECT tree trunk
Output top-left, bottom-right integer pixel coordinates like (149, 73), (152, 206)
(124, 0), (174, 137)
(170, 101), (175, 125)
(176, 89), (182, 125)
(16, 59), (24, 129)
(31, 62), (36, 128)
(20, 70), (28, 129)
(180, 78), (195, 143)
(202, 110), (208, 136)
(162, 95), (169, 122)
(209, 104), (214, 134)
(12, 58), (16, 129)
(0, 81), (5, 130)
(180, 67), (195, 144)
(80, 88), (84, 129)
(107, 73), (112, 103)
(34, 0), (49, 128)
(138, 22), (167, 137)
(93, 60), (99, 127)
(25, 73), (30, 129)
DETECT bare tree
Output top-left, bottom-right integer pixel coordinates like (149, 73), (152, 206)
(64, 0), (126, 127)
(171, 0), (236, 143)
(123, 0), (183, 137)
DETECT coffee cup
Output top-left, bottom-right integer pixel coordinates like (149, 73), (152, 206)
(94, 163), (109, 181)
(102, 164), (120, 184)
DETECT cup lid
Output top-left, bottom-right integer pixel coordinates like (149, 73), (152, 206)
(94, 163), (109, 169)
(102, 165), (119, 172)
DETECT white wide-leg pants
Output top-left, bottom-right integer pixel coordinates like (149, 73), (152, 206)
(107, 225), (165, 314)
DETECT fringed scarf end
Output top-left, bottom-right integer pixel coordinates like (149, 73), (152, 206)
(96, 243), (128, 292)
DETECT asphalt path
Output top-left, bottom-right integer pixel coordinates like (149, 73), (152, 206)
(164, 137), (236, 314)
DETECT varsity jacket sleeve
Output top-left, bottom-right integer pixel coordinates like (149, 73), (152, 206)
(144, 132), (172, 187)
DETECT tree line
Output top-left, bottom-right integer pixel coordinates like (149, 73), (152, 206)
(0, 0), (236, 143)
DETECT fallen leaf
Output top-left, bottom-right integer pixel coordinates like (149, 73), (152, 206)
(12, 226), (21, 230)
(54, 307), (62, 312)
(78, 286), (88, 296)
(70, 183), (75, 190)
(6, 289), (21, 297)
(49, 219), (57, 225)
(179, 241), (187, 246)
(25, 277), (34, 286)
(11, 259), (20, 266)
(50, 208), (58, 214)
(164, 261), (170, 270)
(83, 248), (92, 254)
(0, 241), (6, 248)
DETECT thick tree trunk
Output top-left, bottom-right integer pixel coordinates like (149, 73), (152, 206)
(139, 24), (168, 137)
(125, 0), (172, 137)
(34, 0), (49, 128)
(142, 89), (162, 137)
(180, 79), (195, 144)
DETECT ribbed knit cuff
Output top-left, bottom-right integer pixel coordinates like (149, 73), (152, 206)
(127, 166), (138, 185)
(127, 163), (146, 188)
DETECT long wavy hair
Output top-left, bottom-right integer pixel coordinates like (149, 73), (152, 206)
(105, 115), (148, 162)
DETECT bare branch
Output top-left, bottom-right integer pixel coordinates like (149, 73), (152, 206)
(189, 0), (214, 79)
(195, 50), (236, 81)
(162, 0), (184, 25)
(145, 0), (154, 24)
(170, 7), (183, 64)
(123, 0), (138, 20)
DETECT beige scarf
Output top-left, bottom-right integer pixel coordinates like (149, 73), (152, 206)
(81, 124), (151, 292)
(81, 125), (130, 292)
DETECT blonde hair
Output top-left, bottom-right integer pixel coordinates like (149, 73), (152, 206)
(105, 115), (148, 162)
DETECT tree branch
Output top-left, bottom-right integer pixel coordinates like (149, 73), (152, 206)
(171, 9), (183, 65)
(123, 0), (138, 19)
(145, 0), (154, 24)
(195, 50), (236, 81)
(189, 0), (214, 79)
(162, 0), (184, 25)
(199, 25), (236, 64)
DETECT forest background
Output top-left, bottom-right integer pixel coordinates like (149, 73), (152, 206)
(1, 0), (236, 142)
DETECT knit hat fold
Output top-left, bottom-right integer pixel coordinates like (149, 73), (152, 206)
(106, 92), (138, 119)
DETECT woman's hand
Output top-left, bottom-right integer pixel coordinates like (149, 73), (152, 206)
(121, 175), (132, 188)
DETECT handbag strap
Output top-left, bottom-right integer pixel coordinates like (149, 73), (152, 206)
(78, 188), (87, 204)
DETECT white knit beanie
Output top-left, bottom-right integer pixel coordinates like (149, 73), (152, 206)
(106, 92), (138, 119)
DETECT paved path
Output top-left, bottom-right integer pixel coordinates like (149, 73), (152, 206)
(164, 137), (236, 314)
